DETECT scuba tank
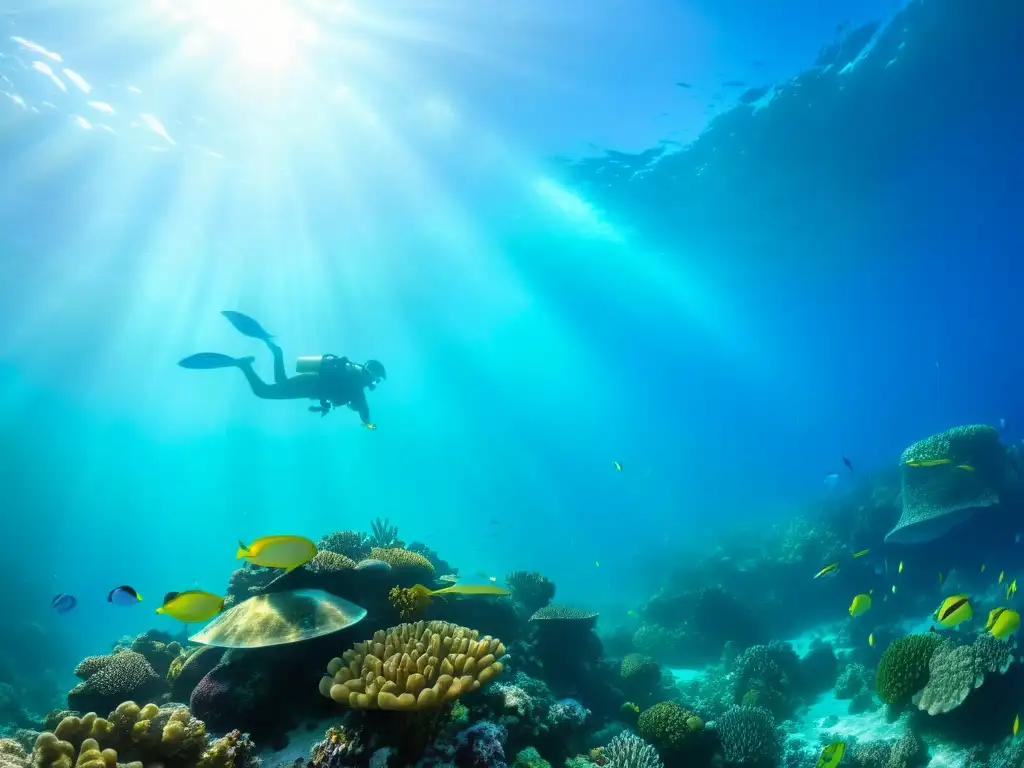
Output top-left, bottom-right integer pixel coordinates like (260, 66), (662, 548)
(295, 354), (346, 374)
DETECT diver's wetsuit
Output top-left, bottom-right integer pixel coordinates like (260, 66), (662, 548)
(239, 343), (372, 424)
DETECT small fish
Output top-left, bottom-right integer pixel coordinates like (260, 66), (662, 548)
(108, 585), (142, 606)
(982, 564), (987, 573)
(842, 456), (853, 472)
(905, 458), (952, 467)
(1010, 578), (1019, 599)
(935, 594), (973, 628)
(627, 609), (637, 617)
(354, 558), (392, 572)
(220, 310), (274, 340)
(595, 561), (600, 567)
(852, 548), (870, 558)
(613, 461), (623, 472)
(892, 585), (897, 594)
(816, 741), (846, 768)
(986, 607), (1008, 631)
(938, 571), (944, 584)
(824, 473), (839, 489)
(438, 574), (460, 583)
(365, 423), (377, 430)
(991, 609), (1022, 640)
(957, 464), (975, 472)
(868, 633), (875, 647)
(814, 562), (840, 579)
(1015, 713), (1020, 737)
(236, 535), (317, 572)
(51, 593), (77, 614)
(848, 594), (872, 617)
(156, 590), (226, 623)
(1000, 571), (1006, 584)
(1001, 417), (1007, 430)
(898, 561), (904, 574)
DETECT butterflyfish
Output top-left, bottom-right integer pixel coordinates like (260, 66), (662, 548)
(1015, 714), (1020, 737)
(868, 632), (875, 647)
(108, 585), (142, 605)
(815, 741), (845, 768)
(935, 594), (973, 628)
(990, 609), (1021, 640)
(157, 590), (226, 623)
(814, 562), (840, 579)
(986, 607), (1008, 631)
(613, 461), (623, 471)
(236, 535), (317, 572)
(905, 458), (951, 467)
(852, 548), (870, 558)
(51, 594), (77, 614)
(848, 594), (871, 617)
(898, 561), (904, 574)
(957, 464), (975, 472)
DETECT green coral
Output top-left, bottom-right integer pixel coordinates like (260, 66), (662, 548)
(912, 632), (1014, 715)
(637, 701), (703, 754)
(876, 633), (944, 705)
(512, 747), (551, 768)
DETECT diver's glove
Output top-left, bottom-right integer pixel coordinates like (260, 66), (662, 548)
(309, 399), (333, 416)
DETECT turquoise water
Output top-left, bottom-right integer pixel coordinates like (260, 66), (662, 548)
(1, 1), (1023, 765)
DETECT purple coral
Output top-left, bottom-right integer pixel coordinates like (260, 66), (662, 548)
(453, 722), (508, 768)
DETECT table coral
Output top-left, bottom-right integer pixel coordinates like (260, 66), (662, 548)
(912, 632), (1014, 715)
(321, 620), (505, 709)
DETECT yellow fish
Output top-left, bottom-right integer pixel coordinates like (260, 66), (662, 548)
(852, 548), (870, 558)
(411, 582), (511, 608)
(365, 423), (377, 430)
(990, 609), (1021, 640)
(898, 561), (904, 574)
(1015, 714), (1020, 737)
(905, 458), (952, 467)
(1009, 579), (1019, 599)
(957, 464), (975, 472)
(595, 561), (600, 567)
(935, 594), (973, 628)
(1000, 570), (1006, 584)
(848, 594), (872, 617)
(938, 571), (944, 584)
(613, 461), (623, 471)
(236, 535), (318, 572)
(868, 632), (875, 647)
(814, 562), (840, 579)
(986, 607), (1008, 631)
(816, 741), (845, 768)
(156, 590), (225, 623)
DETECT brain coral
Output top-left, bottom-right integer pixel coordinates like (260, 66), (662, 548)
(67, 652), (165, 714)
(712, 706), (781, 765)
(368, 548), (435, 581)
(637, 701), (703, 754)
(875, 633), (944, 705)
(320, 620), (505, 710)
(912, 632), (1014, 715)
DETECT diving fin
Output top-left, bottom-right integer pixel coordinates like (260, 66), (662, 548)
(179, 353), (255, 370)
(221, 311), (274, 341)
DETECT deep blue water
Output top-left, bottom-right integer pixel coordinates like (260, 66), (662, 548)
(0, 0), (1021, 714)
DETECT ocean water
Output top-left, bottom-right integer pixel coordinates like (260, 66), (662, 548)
(1, 0), (1023, 766)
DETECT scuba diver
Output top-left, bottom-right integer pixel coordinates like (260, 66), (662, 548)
(179, 311), (386, 425)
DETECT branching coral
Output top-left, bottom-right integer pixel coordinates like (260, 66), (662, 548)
(67, 653), (166, 714)
(369, 548), (434, 582)
(321, 620), (506, 709)
(712, 706), (781, 765)
(603, 732), (663, 768)
(369, 518), (401, 549)
(911, 632), (1014, 715)
(506, 572), (556, 613)
(637, 702), (703, 755)
(875, 633), (944, 705)
(388, 586), (431, 620)
(306, 551), (357, 574)
(317, 530), (371, 561)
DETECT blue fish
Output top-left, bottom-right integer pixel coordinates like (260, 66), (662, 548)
(178, 353), (254, 370)
(108, 585), (142, 606)
(221, 311), (274, 341)
(51, 593), (77, 614)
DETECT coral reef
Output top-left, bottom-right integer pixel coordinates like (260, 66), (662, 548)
(387, 586), (430, 620)
(317, 530), (371, 561)
(875, 633), (944, 706)
(511, 746), (550, 768)
(506, 572), (555, 614)
(167, 647), (224, 703)
(368, 548), (434, 583)
(368, 518), (402, 549)
(849, 732), (925, 768)
(307, 551), (358, 574)
(67, 653), (166, 714)
(619, 654), (661, 698)
(912, 632), (1014, 715)
(637, 701), (705, 761)
(321, 620), (505, 709)
(603, 732), (663, 768)
(712, 706), (782, 766)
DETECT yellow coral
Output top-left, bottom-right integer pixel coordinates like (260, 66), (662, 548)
(370, 548), (435, 581)
(388, 586), (431, 619)
(320, 620), (505, 710)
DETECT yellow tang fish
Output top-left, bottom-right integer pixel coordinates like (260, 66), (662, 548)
(935, 594), (973, 628)
(905, 458), (952, 467)
(1015, 714), (1020, 737)
(898, 561), (904, 574)
(990, 609), (1022, 641)
(236, 535), (318, 572)
(848, 594), (872, 617)
(156, 590), (225, 623)
(868, 632), (875, 647)
(852, 548), (870, 558)
(613, 461), (623, 471)
(814, 562), (840, 579)
(816, 741), (845, 768)
(957, 464), (975, 472)
(1000, 570), (1006, 584)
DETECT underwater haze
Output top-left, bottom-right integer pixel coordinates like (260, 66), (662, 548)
(1, 0), (1024, 765)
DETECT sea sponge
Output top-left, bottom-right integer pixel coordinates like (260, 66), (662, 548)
(369, 548), (435, 581)
(637, 701), (703, 754)
(505, 571), (556, 613)
(712, 706), (781, 765)
(620, 654), (661, 693)
(320, 620), (506, 710)
(317, 530), (370, 560)
(875, 632), (944, 705)
(911, 632), (1014, 715)
(603, 732), (663, 768)
(67, 653), (165, 714)
(306, 551), (357, 574)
